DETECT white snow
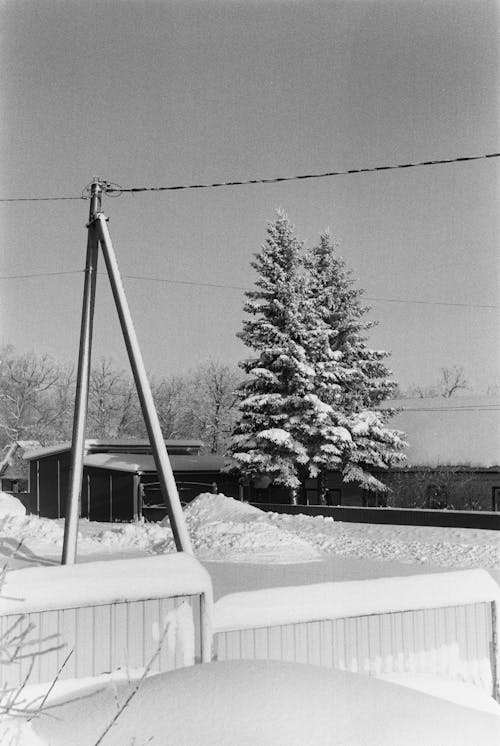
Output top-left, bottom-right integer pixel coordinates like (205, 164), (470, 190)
(0, 492), (26, 516)
(378, 672), (500, 715)
(0, 493), (499, 572)
(213, 568), (500, 632)
(257, 428), (292, 445)
(0, 553), (212, 615)
(1, 493), (500, 744)
(26, 660), (500, 746)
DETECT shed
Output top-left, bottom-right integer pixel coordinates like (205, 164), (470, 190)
(24, 439), (240, 522)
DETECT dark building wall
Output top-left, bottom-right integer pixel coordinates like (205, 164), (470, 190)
(83, 469), (135, 522)
(382, 468), (500, 511)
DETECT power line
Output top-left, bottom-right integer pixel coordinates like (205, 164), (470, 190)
(0, 269), (497, 310)
(125, 274), (246, 292)
(363, 296), (497, 310)
(0, 151), (498, 203)
(391, 404), (500, 413)
(114, 152), (500, 195)
(0, 270), (83, 280)
(0, 196), (84, 203)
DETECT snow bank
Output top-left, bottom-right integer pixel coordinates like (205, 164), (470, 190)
(0, 492), (26, 516)
(0, 553), (212, 615)
(31, 660), (500, 746)
(214, 568), (500, 632)
(181, 493), (323, 563)
(181, 492), (264, 524)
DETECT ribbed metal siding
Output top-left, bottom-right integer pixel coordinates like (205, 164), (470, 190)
(1, 594), (200, 687)
(215, 603), (493, 693)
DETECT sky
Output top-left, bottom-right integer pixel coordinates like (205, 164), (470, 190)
(0, 0), (498, 393)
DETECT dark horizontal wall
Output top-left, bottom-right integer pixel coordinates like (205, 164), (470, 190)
(383, 469), (499, 512)
(251, 503), (500, 530)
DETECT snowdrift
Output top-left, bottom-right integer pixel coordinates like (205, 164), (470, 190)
(0, 492), (26, 517)
(27, 660), (500, 746)
(180, 493), (324, 563)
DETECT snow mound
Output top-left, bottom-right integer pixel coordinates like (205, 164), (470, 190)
(0, 492), (26, 517)
(31, 660), (500, 746)
(181, 494), (322, 563)
(180, 492), (264, 524)
(0, 514), (64, 544)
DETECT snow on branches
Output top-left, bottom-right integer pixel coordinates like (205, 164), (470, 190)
(229, 212), (406, 496)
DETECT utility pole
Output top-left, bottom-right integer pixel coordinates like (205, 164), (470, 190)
(62, 179), (192, 563)
(62, 180), (100, 564)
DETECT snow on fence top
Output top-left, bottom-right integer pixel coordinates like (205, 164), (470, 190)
(214, 569), (500, 632)
(0, 553), (213, 616)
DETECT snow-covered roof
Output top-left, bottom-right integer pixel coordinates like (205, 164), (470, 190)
(383, 397), (500, 468)
(23, 438), (204, 461)
(84, 452), (225, 474)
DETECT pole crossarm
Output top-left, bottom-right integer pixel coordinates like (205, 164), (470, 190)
(62, 179), (192, 563)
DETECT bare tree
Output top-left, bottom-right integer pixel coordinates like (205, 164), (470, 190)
(150, 375), (189, 438)
(400, 365), (470, 399)
(0, 347), (61, 446)
(184, 361), (242, 454)
(88, 358), (140, 438)
(438, 365), (469, 398)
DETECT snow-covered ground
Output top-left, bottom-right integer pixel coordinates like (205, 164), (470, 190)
(1, 493), (500, 744)
(7, 660), (499, 746)
(1, 493), (498, 582)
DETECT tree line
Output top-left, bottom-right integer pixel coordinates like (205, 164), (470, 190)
(0, 346), (241, 455)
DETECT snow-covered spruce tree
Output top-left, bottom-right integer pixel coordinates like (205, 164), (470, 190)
(229, 214), (406, 503)
(302, 232), (406, 499)
(228, 211), (316, 498)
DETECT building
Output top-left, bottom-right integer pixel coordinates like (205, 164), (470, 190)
(24, 439), (240, 522)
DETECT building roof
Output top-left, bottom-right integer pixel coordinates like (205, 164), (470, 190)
(24, 439), (204, 461)
(383, 396), (500, 469)
(84, 452), (225, 474)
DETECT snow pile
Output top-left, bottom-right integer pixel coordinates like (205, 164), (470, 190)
(0, 492), (26, 516)
(94, 520), (174, 553)
(181, 492), (264, 524)
(28, 660), (500, 746)
(0, 513), (65, 545)
(181, 493), (322, 563)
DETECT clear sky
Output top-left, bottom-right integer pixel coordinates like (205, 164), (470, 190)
(1, 0), (498, 392)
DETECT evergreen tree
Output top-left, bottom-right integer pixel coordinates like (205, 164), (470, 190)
(303, 233), (406, 498)
(229, 211), (313, 493)
(229, 214), (406, 501)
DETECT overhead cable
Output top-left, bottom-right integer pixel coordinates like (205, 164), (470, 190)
(0, 151), (498, 203)
(0, 269), (497, 310)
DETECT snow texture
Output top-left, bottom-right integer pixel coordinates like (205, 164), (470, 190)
(0, 493), (499, 570)
(152, 601), (195, 667)
(214, 568), (499, 632)
(0, 553), (212, 616)
(29, 660), (500, 746)
(0, 492), (26, 516)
